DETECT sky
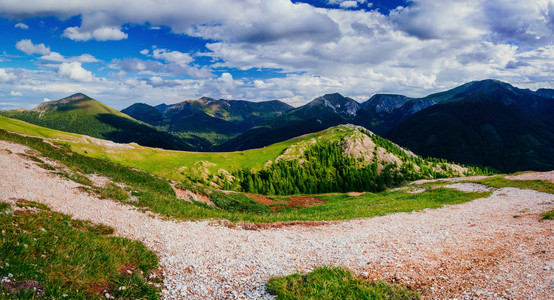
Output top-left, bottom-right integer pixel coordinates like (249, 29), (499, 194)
(0, 0), (553, 110)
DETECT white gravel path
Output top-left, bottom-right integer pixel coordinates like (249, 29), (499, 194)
(1, 140), (553, 299)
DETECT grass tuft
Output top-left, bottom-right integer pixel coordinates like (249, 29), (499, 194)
(266, 266), (419, 300)
(0, 200), (159, 298)
(542, 210), (554, 220)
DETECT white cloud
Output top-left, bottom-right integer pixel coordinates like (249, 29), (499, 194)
(1, 0), (339, 44)
(57, 62), (94, 82)
(339, 1), (358, 9)
(0, 68), (17, 82)
(15, 39), (51, 55)
(151, 48), (193, 65)
(43, 98), (51, 102)
(63, 26), (128, 41)
(15, 39), (99, 64)
(116, 47), (212, 78)
(1, 0), (554, 107)
(200, 72), (241, 99)
(15, 22), (29, 29)
(40, 52), (66, 62)
(110, 58), (165, 74)
(10, 90), (22, 96)
(39, 52), (99, 63)
(74, 54), (100, 63)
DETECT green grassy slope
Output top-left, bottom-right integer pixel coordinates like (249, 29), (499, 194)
(0, 200), (159, 298)
(0, 116), (488, 196)
(0, 94), (210, 151)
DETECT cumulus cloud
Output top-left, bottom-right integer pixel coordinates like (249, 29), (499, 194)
(200, 72), (241, 98)
(10, 90), (22, 96)
(0, 0), (339, 44)
(482, 0), (554, 46)
(123, 47), (213, 78)
(328, 0), (367, 5)
(15, 39), (99, 64)
(390, 1), (483, 41)
(15, 39), (51, 55)
(1, 0), (553, 106)
(151, 48), (193, 65)
(14, 22), (28, 29)
(0, 68), (17, 82)
(63, 26), (128, 41)
(111, 58), (165, 74)
(57, 62), (94, 82)
(339, 1), (358, 9)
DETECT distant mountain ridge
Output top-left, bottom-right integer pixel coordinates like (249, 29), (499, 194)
(387, 80), (554, 172)
(1, 79), (552, 172)
(217, 79), (554, 172)
(122, 97), (292, 144)
(214, 93), (362, 151)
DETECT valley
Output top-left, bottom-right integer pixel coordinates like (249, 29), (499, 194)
(1, 79), (553, 299)
(2, 79), (552, 173)
(2, 2), (553, 299)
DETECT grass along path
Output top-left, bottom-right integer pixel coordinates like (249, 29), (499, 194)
(0, 129), (490, 223)
(0, 200), (160, 299)
(1, 139), (552, 298)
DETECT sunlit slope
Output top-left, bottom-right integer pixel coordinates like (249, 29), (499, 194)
(0, 117), (485, 191)
(0, 114), (308, 180)
(0, 115), (82, 141)
(0, 93), (209, 151)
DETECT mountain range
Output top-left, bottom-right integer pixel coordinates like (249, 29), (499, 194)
(122, 97), (292, 145)
(1, 79), (553, 172)
(0, 93), (209, 151)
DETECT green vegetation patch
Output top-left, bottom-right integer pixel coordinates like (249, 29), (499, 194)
(267, 188), (491, 223)
(0, 115), (82, 141)
(266, 266), (418, 300)
(470, 176), (554, 194)
(0, 129), (490, 224)
(0, 199), (160, 299)
(542, 210), (554, 220)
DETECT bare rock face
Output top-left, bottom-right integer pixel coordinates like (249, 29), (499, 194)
(341, 130), (376, 163)
(33, 93), (91, 113)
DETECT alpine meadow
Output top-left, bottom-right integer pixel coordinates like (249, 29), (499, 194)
(1, 1), (553, 299)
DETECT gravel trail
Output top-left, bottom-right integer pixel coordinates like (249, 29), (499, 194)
(1, 140), (553, 299)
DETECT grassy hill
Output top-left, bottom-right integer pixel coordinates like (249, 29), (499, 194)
(0, 116), (489, 195)
(0, 93), (210, 151)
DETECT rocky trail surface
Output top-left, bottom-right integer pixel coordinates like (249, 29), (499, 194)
(1, 140), (553, 299)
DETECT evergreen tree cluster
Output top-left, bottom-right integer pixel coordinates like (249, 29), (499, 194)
(230, 131), (493, 196)
(232, 141), (406, 195)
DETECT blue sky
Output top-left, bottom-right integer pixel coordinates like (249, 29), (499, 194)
(0, 0), (553, 110)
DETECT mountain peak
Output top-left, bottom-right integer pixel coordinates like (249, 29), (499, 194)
(363, 94), (414, 113)
(198, 96), (216, 102)
(63, 92), (91, 100)
(308, 93), (360, 117)
(33, 93), (95, 113)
